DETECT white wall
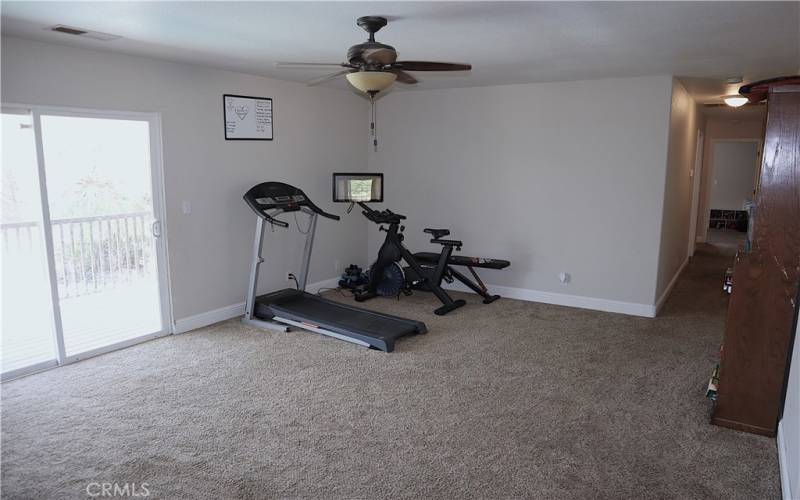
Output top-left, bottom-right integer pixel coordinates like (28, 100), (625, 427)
(1, 36), (369, 323)
(367, 76), (674, 313)
(655, 79), (702, 303)
(781, 317), (800, 500)
(708, 141), (759, 210)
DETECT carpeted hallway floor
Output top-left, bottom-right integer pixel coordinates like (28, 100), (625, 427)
(1, 245), (780, 499)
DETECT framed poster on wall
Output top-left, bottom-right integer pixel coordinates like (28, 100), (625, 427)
(223, 94), (273, 140)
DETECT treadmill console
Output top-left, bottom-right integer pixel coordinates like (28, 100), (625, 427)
(254, 195), (306, 212)
(243, 181), (340, 224)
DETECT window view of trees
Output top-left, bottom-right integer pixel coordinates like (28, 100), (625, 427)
(1, 114), (153, 224)
(1, 113), (40, 224)
(1, 114), (157, 300)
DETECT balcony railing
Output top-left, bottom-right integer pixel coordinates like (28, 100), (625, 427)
(1, 211), (154, 299)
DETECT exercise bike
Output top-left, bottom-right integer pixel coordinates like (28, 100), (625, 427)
(333, 172), (510, 316)
(354, 203), (467, 316)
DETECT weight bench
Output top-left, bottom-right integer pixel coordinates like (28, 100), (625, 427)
(412, 230), (510, 304)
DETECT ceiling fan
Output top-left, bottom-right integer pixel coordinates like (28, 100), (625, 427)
(275, 16), (472, 94)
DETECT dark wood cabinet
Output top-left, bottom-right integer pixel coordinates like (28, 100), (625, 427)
(711, 77), (800, 437)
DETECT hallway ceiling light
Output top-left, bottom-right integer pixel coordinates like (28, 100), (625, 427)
(723, 95), (748, 107)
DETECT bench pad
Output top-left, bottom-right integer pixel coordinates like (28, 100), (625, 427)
(413, 252), (510, 270)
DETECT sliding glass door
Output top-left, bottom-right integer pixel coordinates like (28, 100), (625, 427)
(1, 109), (59, 375)
(1, 106), (170, 379)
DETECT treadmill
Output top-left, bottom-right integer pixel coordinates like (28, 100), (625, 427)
(242, 182), (427, 352)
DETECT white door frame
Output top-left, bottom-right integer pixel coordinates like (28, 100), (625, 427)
(1, 102), (174, 380)
(687, 128), (704, 256)
(698, 138), (762, 243)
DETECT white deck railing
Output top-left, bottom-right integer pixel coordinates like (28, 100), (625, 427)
(1, 211), (154, 299)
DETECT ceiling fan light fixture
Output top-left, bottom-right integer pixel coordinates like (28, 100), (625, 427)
(346, 71), (396, 93)
(723, 95), (748, 107)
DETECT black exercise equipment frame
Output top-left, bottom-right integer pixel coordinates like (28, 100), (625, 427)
(410, 248), (508, 304)
(354, 202), (467, 316)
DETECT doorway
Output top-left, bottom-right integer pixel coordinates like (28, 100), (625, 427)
(705, 140), (760, 250)
(1, 105), (171, 380)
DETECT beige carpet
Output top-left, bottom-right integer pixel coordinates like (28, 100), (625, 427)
(1, 245), (780, 499)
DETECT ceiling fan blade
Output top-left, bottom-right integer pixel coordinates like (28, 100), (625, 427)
(393, 61), (471, 71)
(275, 62), (350, 69)
(389, 69), (418, 84)
(306, 69), (354, 86)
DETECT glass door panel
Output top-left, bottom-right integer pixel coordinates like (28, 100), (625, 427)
(39, 115), (164, 356)
(1, 110), (58, 373)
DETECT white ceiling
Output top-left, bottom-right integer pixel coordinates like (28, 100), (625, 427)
(2, 2), (798, 103)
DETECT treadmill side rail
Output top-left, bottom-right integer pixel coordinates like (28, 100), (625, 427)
(273, 316), (373, 349)
(243, 317), (289, 333)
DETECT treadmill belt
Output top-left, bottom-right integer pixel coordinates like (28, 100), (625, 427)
(271, 297), (414, 339)
(255, 290), (426, 352)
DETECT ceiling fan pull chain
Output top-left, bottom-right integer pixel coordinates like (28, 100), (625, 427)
(373, 97), (378, 152)
(368, 91), (378, 152)
(370, 96), (375, 138)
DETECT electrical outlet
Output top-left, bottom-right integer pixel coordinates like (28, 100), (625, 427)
(286, 272), (295, 282)
(559, 272), (571, 284)
(334, 260), (342, 273)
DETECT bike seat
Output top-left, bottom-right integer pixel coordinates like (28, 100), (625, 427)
(424, 228), (450, 239)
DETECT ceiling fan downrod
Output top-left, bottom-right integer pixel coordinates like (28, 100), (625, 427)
(357, 16), (388, 43)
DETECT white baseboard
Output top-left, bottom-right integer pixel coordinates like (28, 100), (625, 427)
(174, 275), (659, 334)
(442, 281), (656, 318)
(305, 277), (341, 294)
(172, 277), (341, 334)
(173, 302), (245, 334)
(778, 420), (793, 500)
(655, 257), (689, 315)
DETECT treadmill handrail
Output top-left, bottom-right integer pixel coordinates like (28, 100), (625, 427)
(263, 213), (290, 227)
(308, 202), (340, 221)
